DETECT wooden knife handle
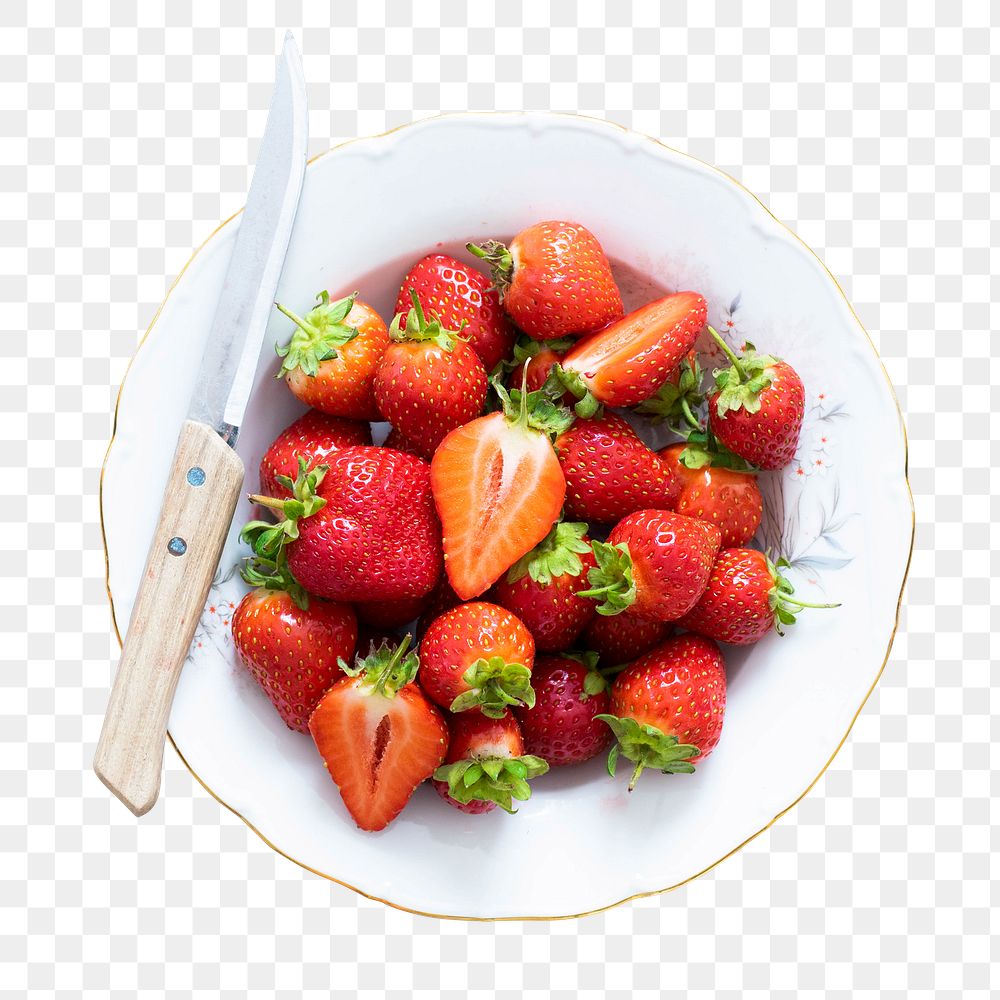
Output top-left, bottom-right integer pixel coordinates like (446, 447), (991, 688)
(94, 420), (245, 815)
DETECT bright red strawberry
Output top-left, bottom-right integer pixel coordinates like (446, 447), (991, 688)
(581, 510), (721, 622)
(245, 449), (442, 603)
(382, 426), (423, 457)
(419, 602), (536, 717)
(355, 593), (432, 630)
(706, 327), (805, 470)
(679, 548), (839, 645)
(583, 611), (672, 666)
(275, 291), (389, 421)
(555, 412), (679, 523)
(259, 409), (372, 497)
(598, 634), (727, 788)
(514, 653), (611, 766)
(489, 522), (597, 652)
(309, 636), (449, 831)
(555, 292), (707, 414)
(396, 253), (516, 371)
(232, 560), (357, 733)
(468, 220), (623, 339)
(505, 336), (575, 394)
(430, 382), (571, 599)
(658, 443), (763, 547)
(433, 712), (548, 814)
(373, 290), (487, 458)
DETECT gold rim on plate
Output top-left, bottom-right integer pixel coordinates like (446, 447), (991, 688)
(100, 112), (915, 922)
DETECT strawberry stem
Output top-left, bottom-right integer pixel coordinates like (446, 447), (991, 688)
(247, 494), (286, 512)
(627, 760), (645, 793)
(679, 397), (702, 431)
(275, 301), (316, 337)
(708, 325), (747, 381)
(780, 596), (842, 610)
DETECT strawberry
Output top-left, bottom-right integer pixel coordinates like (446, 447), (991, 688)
(373, 291), (488, 459)
(468, 220), (623, 339)
(419, 602), (536, 717)
(244, 449), (442, 603)
(396, 253), (516, 371)
(415, 575), (462, 637)
(259, 409), (372, 497)
(433, 712), (548, 814)
(505, 336), (574, 394)
(705, 327), (805, 470)
(381, 426), (423, 457)
(514, 653), (611, 766)
(679, 548), (840, 645)
(489, 521), (597, 652)
(232, 554), (357, 734)
(658, 443), (763, 547)
(355, 593), (432, 630)
(634, 350), (704, 430)
(583, 611), (672, 666)
(430, 381), (571, 600)
(309, 636), (448, 831)
(275, 291), (389, 421)
(555, 412), (679, 523)
(554, 292), (707, 416)
(597, 634), (727, 789)
(581, 510), (721, 622)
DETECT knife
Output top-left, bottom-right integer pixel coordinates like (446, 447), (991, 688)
(94, 31), (309, 816)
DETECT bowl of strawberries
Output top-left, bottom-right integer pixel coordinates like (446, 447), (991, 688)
(102, 113), (912, 919)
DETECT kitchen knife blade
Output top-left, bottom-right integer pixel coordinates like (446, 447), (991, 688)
(94, 32), (309, 816)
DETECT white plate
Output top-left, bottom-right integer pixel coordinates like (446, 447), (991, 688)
(101, 113), (913, 920)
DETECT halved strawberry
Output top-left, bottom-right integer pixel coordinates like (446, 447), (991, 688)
(308, 636), (449, 831)
(554, 292), (707, 415)
(433, 712), (548, 814)
(430, 381), (571, 600)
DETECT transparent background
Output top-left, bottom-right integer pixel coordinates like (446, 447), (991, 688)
(1, 1), (995, 996)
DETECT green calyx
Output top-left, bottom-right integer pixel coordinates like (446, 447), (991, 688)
(545, 363), (601, 419)
(433, 753), (549, 814)
(275, 290), (360, 377)
(595, 714), (700, 791)
(766, 554), (841, 635)
(577, 541), (636, 616)
(636, 355), (705, 430)
(492, 375), (575, 439)
(450, 656), (536, 718)
(338, 634), (419, 697)
(678, 427), (759, 473)
(466, 239), (514, 298)
(561, 650), (607, 697)
(389, 288), (466, 351)
(506, 521), (592, 585)
(708, 326), (780, 419)
(241, 456), (328, 560)
(240, 546), (310, 611)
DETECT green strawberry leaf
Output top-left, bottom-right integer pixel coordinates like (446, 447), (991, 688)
(241, 456), (328, 560)
(240, 546), (310, 611)
(505, 521), (592, 585)
(762, 552), (841, 636)
(595, 713), (700, 790)
(466, 239), (514, 298)
(434, 753), (549, 813)
(577, 541), (636, 616)
(274, 291), (361, 376)
(492, 377), (575, 439)
(338, 634), (419, 697)
(389, 287), (467, 351)
(635, 355), (705, 429)
(450, 656), (536, 718)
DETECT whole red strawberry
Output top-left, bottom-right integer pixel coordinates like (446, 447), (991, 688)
(514, 653), (611, 766)
(490, 522), (597, 652)
(374, 290), (487, 458)
(275, 291), (389, 421)
(598, 634), (727, 789)
(433, 712), (548, 814)
(309, 636), (448, 831)
(259, 409), (372, 497)
(396, 253), (516, 371)
(555, 412), (679, 523)
(355, 593), (432, 630)
(580, 510), (721, 622)
(680, 548), (839, 645)
(583, 611), (672, 666)
(382, 426), (422, 457)
(555, 292), (707, 415)
(232, 555), (357, 733)
(244, 449), (442, 603)
(468, 220), (623, 339)
(658, 443), (763, 547)
(419, 602), (536, 717)
(706, 327), (805, 470)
